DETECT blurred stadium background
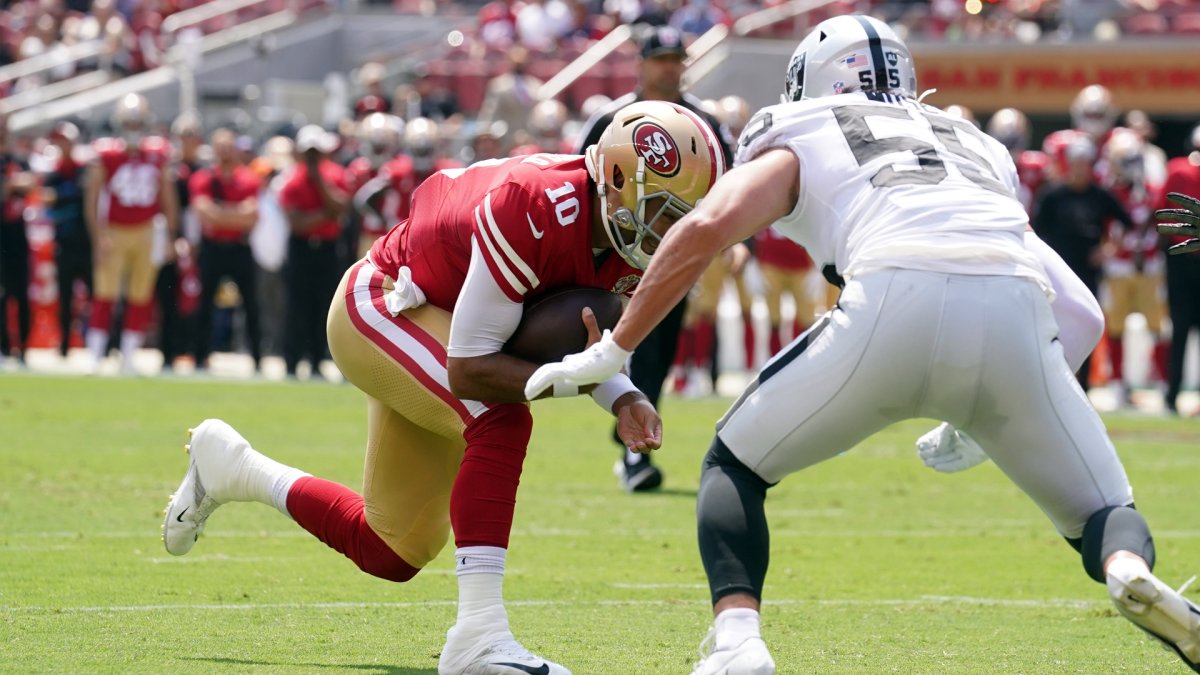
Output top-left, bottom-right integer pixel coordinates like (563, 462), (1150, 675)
(1, 0), (1198, 411)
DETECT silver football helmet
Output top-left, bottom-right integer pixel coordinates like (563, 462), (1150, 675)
(783, 15), (916, 102)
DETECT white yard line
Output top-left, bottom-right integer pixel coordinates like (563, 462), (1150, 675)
(1, 596), (1104, 614)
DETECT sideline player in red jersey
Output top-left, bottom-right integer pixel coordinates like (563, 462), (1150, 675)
(347, 112), (405, 257)
(84, 93), (180, 374)
(986, 107), (1049, 217)
(162, 101), (725, 675)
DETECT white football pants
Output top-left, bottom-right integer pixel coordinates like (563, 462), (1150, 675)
(717, 269), (1132, 539)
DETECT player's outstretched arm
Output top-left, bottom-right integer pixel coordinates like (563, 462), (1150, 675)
(1156, 192), (1200, 255)
(525, 148), (801, 399)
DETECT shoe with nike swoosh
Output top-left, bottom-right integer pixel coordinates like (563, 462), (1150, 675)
(161, 419), (258, 556)
(438, 626), (570, 675)
(1107, 557), (1200, 672)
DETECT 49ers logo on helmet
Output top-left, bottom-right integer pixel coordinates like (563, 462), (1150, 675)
(633, 122), (680, 177)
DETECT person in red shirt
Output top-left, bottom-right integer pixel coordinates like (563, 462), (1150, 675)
(189, 128), (264, 373)
(1152, 125), (1200, 415)
(986, 107), (1050, 218)
(277, 124), (349, 379)
(83, 93), (180, 374)
(163, 101), (724, 675)
(347, 113), (404, 258)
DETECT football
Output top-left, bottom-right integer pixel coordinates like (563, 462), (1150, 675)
(504, 286), (624, 364)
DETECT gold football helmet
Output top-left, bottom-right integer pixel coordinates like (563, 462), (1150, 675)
(358, 112), (404, 169)
(1103, 127), (1145, 186)
(585, 100), (725, 270)
(985, 107), (1031, 153)
(113, 93), (152, 144)
(1071, 84), (1118, 140)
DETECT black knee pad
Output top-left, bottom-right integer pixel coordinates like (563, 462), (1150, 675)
(1080, 504), (1155, 583)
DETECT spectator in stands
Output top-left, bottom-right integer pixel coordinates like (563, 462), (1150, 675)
(478, 47), (543, 154)
(412, 69), (459, 123)
(575, 24), (733, 492)
(190, 128), (264, 374)
(278, 125), (348, 380)
(477, 0), (518, 49)
(1033, 136), (1132, 391)
(41, 121), (91, 359)
(516, 0), (572, 50)
(157, 111), (204, 373)
(0, 112), (34, 364)
(1155, 126), (1200, 415)
(669, 0), (731, 36)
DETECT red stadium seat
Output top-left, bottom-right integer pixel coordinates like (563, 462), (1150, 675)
(453, 59), (490, 113)
(607, 59), (639, 99)
(1173, 11), (1200, 33)
(567, 62), (610, 111)
(1124, 12), (1168, 34)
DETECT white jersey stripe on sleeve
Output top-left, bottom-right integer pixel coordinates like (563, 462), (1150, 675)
(482, 193), (540, 291)
(475, 204), (529, 296)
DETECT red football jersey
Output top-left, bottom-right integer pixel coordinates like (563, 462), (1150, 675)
(1107, 181), (1162, 267)
(755, 227), (812, 272)
(369, 153), (643, 313)
(188, 165), (263, 243)
(95, 136), (170, 226)
(1014, 150), (1049, 217)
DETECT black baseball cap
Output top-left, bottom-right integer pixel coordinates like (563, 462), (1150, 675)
(640, 26), (687, 60)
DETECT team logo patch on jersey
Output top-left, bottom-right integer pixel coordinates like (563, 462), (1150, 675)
(612, 274), (640, 295)
(633, 123), (680, 178)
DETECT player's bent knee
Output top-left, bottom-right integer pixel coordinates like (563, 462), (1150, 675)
(1078, 504), (1155, 583)
(355, 534), (422, 583)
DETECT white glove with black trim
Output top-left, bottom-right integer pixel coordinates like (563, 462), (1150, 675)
(524, 330), (632, 400)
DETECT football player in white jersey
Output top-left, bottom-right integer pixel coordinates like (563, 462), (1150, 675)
(527, 15), (1200, 675)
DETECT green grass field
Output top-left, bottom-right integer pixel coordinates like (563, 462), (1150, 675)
(2, 374), (1199, 673)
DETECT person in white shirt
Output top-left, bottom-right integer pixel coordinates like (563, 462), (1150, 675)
(527, 15), (1200, 675)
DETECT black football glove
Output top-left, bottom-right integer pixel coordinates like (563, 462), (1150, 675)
(1155, 192), (1200, 255)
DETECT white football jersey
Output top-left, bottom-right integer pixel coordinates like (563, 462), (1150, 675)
(736, 92), (1050, 294)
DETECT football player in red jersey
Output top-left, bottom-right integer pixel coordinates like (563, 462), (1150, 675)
(986, 107), (1050, 217)
(163, 101), (725, 675)
(84, 93), (180, 374)
(1099, 129), (1168, 405)
(347, 112), (404, 257)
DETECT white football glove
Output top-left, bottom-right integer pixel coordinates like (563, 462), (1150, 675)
(524, 329), (632, 400)
(915, 422), (989, 473)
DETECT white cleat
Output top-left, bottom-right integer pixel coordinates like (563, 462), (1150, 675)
(1107, 557), (1200, 672)
(438, 627), (571, 675)
(915, 422), (989, 474)
(690, 627), (776, 675)
(161, 419), (255, 556)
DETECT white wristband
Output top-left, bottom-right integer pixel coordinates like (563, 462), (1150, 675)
(552, 380), (580, 398)
(590, 373), (639, 413)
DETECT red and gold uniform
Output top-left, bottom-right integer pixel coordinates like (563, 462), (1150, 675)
(755, 227), (819, 358)
(1103, 180), (1167, 385)
(87, 135), (175, 354)
(1014, 150), (1050, 217)
(327, 154), (642, 567)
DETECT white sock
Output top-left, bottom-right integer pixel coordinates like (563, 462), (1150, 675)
(86, 328), (108, 361)
(229, 446), (308, 517)
(625, 448), (640, 464)
(455, 546), (508, 630)
(120, 330), (144, 369)
(714, 607), (762, 651)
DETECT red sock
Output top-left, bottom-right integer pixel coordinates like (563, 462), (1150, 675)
(90, 299), (114, 331)
(674, 325), (694, 368)
(123, 301), (154, 334)
(741, 314), (755, 369)
(1109, 335), (1124, 383)
(1154, 340), (1170, 382)
(693, 316), (715, 370)
(286, 476), (419, 582)
(451, 404), (532, 549)
(768, 325), (783, 357)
